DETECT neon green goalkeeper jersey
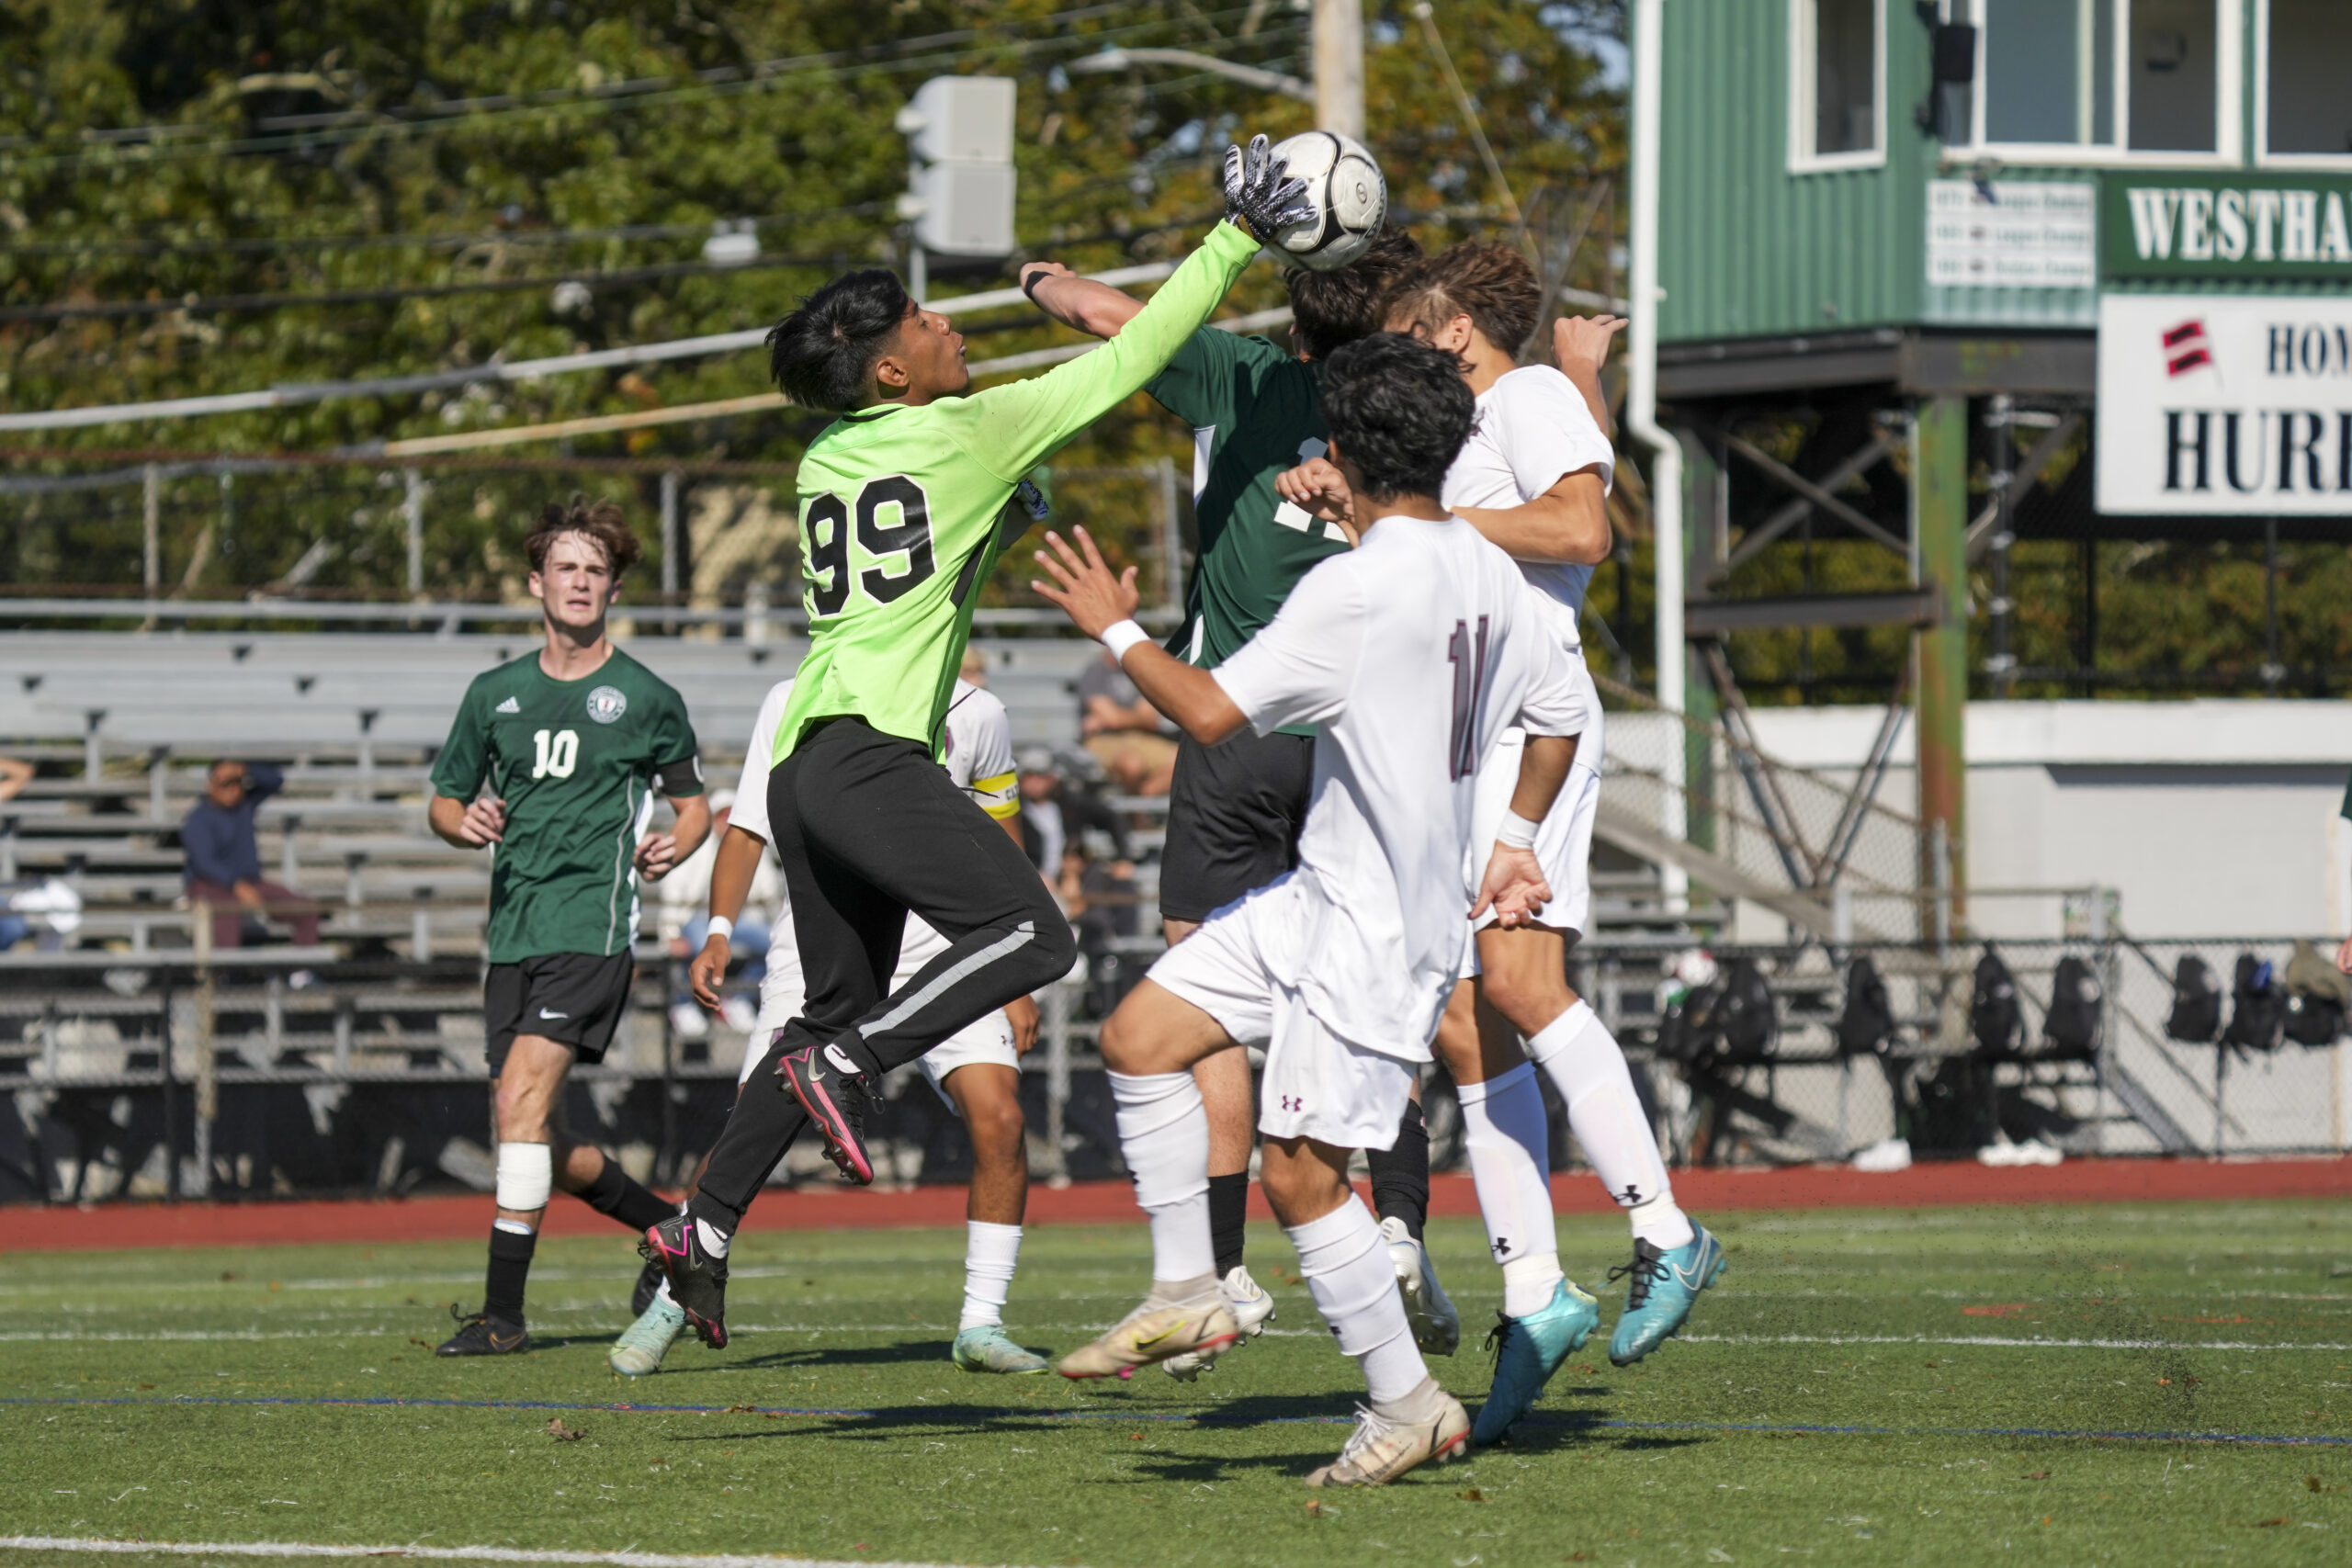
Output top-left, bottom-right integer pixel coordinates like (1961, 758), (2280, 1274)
(776, 220), (1261, 763)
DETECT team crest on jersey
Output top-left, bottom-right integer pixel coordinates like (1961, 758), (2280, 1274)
(585, 685), (628, 724)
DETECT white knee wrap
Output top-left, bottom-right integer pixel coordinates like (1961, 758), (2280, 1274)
(495, 1142), (553, 1212)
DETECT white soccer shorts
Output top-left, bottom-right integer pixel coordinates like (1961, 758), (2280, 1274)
(743, 914), (1020, 1104)
(1466, 684), (1606, 965)
(1147, 876), (1418, 1152)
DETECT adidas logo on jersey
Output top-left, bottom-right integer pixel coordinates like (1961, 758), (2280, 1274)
(495, 696), (521, 714)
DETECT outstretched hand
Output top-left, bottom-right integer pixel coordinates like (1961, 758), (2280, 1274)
(1472, 844), (1553, 929)
(1222, 133), (1314, 244)
(1554, 313), (1628, 379)
(1030, 526), (1141, 640)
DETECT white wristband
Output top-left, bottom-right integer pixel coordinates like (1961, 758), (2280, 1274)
(1498, 810), (1541, 850)
(1100, 618), (1151, 662)
(706, 915), (734, 942)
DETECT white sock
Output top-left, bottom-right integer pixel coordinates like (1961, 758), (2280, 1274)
(1109, 1070), (1216, 1282)
(695, 1217), (731, 1258)
(1286, 1195), (1428, 1406)
(1527, 1001), (1694, 1250)
(958, 1221), (1023, 1331)
(1456, 1063), (1566, 1317)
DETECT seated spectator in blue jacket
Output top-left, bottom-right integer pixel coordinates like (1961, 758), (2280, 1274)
(183, 760), (320, 948)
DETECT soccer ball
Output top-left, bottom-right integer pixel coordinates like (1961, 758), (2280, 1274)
(1263, 130), (1386, 272)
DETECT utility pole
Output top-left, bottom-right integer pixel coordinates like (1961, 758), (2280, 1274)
(1313, 0), (1364, 139)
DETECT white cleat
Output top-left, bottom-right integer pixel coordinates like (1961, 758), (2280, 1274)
(1304, 1384), (1472, 1488)
(1165, 1265), (1277, 1382)
(1058, 1293), (1239, 1381)
(1383, 1215), (1460, 1357)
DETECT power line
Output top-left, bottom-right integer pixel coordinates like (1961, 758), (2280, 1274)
(1, 7), (1294, 175)
(0, 261), (1182, 434)
(0, 207), (886, 261)
(0, 246), (862, 324)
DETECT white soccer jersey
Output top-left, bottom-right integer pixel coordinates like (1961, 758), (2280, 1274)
(1442, 363), (1616, 621)
(1211, 512), (1592, 1061)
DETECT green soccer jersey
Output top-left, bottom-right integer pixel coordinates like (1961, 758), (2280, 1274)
(430, 648), (704, 964)
(1146, 328), (1354, 674)
(776, 220), (1262, 764)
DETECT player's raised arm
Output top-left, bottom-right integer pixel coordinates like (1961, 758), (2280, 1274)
(1031, 526), (1251, 744)
(964, 136), (1310, 479)
(1019, 262), (1145, 340)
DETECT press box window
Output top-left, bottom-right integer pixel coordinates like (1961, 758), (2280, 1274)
(1968, 0), (2225, 154)
(2265, 0), (2352, 157)
(1792, 0), (1883, 167)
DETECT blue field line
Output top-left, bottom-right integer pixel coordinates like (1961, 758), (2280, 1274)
(6, 1394), (2347, 1448)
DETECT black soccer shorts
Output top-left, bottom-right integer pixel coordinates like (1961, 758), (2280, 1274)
(484, 949), (636, 1073)
(1159, 728), (1317, 925)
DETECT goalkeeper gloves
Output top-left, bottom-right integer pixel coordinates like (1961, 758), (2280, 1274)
(1221, 133), (1314, 245)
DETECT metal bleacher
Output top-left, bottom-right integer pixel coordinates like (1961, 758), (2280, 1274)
(0, 629), (1131, 1202)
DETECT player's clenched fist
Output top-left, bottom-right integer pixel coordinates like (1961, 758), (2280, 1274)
(1272, 455), (1362, 545)
(633, 829), (681, 882)
(455, 795), (505, 847)
(1472, 843), (1553, 930)
(1030, 526), (1140, 639)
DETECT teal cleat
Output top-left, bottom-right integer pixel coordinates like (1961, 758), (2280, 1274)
(608, 1293), (686, 1378)
(952, 1324), (1052, 1375)
(1607, 1224), (1726, 1367)
(1469, 1279), (1600, 1447)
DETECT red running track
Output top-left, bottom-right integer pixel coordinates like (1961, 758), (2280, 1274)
(2, 1156), (2346, 1254)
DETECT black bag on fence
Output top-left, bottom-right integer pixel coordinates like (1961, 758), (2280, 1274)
(2041, 954), (2103, 1062)
(1836, 955), (1895, 1057)
(1970, 946), (2025, 1059)
(2222, 953), (2285, 1052)
(2165, 955), (2222, 1043)
(2283, 991), (2343, 1046)
(1715, 957), (1778, 1064)
(1652, 980), (1718, 1066)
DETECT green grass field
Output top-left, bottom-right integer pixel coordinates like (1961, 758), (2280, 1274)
(5, 1200), (2350, 1567)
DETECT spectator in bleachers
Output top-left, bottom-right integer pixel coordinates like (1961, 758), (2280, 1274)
(1016, 747), (1132, 882)
(182, 759), (321, 949)
(1076, 648), (1178, 795)
(0, 756), (29, 802)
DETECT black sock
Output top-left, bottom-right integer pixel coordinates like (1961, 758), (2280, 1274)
(482, 1224), (536, 1325)
(1207, 1171), (1250, 1279)
(695, 1038), (813, 1221)
(581, 1156), (672, 1234)
(1366, 1101), (1431, 1241)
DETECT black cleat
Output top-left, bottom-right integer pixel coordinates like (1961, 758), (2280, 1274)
(629, 1253), (665, 1317)
(640, 1214), (729, 1348)
(435, 1305), (528, 1357)
(777, 1041), (882, 1185)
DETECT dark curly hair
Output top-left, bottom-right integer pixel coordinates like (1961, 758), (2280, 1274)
(1283, 226), (1426, 361)
(766, 269), (913, 412)
(1318, 333), (1476, 502)
(526, 493), (642, 576)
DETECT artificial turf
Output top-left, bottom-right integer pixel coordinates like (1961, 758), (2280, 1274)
(3, 1198), (2349, 1566)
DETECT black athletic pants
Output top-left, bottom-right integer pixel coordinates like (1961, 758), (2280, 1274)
(695, 716), (1073, 1219)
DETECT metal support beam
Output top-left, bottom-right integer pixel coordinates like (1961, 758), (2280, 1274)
(1714, 424), (1905, 583)
(1916, 396), (1970, 919)
(1713, 426), (1909, 556)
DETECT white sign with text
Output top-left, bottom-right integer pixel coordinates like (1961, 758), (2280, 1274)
(2096, 293), (2352, 515)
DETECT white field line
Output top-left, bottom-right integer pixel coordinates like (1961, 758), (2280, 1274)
(0, 1538), (1003, 1568)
